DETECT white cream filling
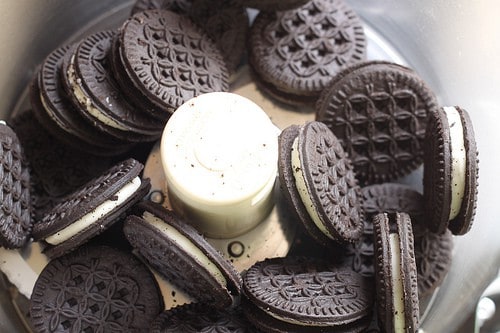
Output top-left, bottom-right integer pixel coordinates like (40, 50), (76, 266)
(390, 233), (406, 332)
(290, 138), (334, 239)
(45, 177), (141, 245)
(443, 106), (466, 220)
(142, 211), (227, 288)
(67, 55), (129, 131)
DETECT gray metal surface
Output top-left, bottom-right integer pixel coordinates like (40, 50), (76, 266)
(1, 1), (499, 332)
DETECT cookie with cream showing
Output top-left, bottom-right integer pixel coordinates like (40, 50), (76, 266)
(32, 158), (150, 258)
(124, 201), (242, 309)
(423, 106), (479, 235)
(278, 121), (364, 247)
(373, 212), (419, 333)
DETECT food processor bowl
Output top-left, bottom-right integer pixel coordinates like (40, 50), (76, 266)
(1, 1), (499, 332)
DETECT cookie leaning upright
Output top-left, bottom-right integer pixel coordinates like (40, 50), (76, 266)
(423, 106), (479, 235)
(0, 122), (32, 249)
(278, 121), (364, 247)
(248, 0), (366, 106)
(31, 158), (150, 258)
(115, 9), (229, 121)
(372, 212), (419, 333)
(124, 201), (242, 309)
(316, 60), (439, 185)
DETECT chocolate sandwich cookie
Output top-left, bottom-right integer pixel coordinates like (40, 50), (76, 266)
(248, 0), (366, 106)
(108, 34), (166, 123)
(423, 106), (478, 235)
(412, 222), (453, 298)
(124, 201), (242, 309)
(30, 245), (164, 332)
(242, 256), (374, 332)
(0, 122), (32, 249)
(150, 303), (261, 332)
(117, 9), (229, 119)
(346, 183), (424, 277)
(32, 44), (133, 156)
(131, 0), (192, 16)
(32, 158), (150, 258)
(278, 121), (364, 246)
(65, 30), (163, 142)
(316, 60), (439, 185)
(373, 212), (419, 333)
(278, 125), (332, 247)
(235, 0), (310, 11)
(130, 0), (249, 73)
(9, 110), (114, 219)
(189, 0), (249, 72)
(345, 183), (453, 298)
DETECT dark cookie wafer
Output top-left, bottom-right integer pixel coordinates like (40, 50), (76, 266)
(32, 44), (133, 156)
(0, 122), (32, 249)
(131, 0), (248, 73)
(248, 0), (366, 105)
(68, 30), (163, 141)
(373, 212), (419, 333)
(150, 303), (261, 332)
(124, 201), (242, 309)
(189, 0), (249, 72)
(242, 256), (373, 332)
(130, 0), (192, 16)
(346, 183), (424, 277)
(280, 121), (364, 245)
(30, 245), (164, 332)
(32, 158), (150, 258)
(423, 106), (478, 235)
(316, 60), (439, 185)
(235, 0), (309, 11)
(412, 223), (453, 298)
(345, 183), (452, 299)
(109, 34), (166, 122)
(118, 9), (229, 118)
(9, 110), (114, 220)
(278, 124), (331, 247)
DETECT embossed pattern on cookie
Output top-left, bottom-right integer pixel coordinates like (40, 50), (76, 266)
(29, 245), (163, 332)
(131, 0), (192, 16)
(0, 123), (31, 249)
(249, 0), (366, 104)
(316, 61), (439, 185)
(345, 183), (424, 277)
(412, 223), (453, 297)
(243, 256), (373, 328)
(120, 9), (229, 117)
(124, 202), (242, 309)
(298, 121), (364, 243)
(150, 303), (260, 333)
(74, 30), (163, 138)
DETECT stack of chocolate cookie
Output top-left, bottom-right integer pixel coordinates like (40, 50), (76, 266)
(0, 0), (481, 332)
(30, 6), (233, 157)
